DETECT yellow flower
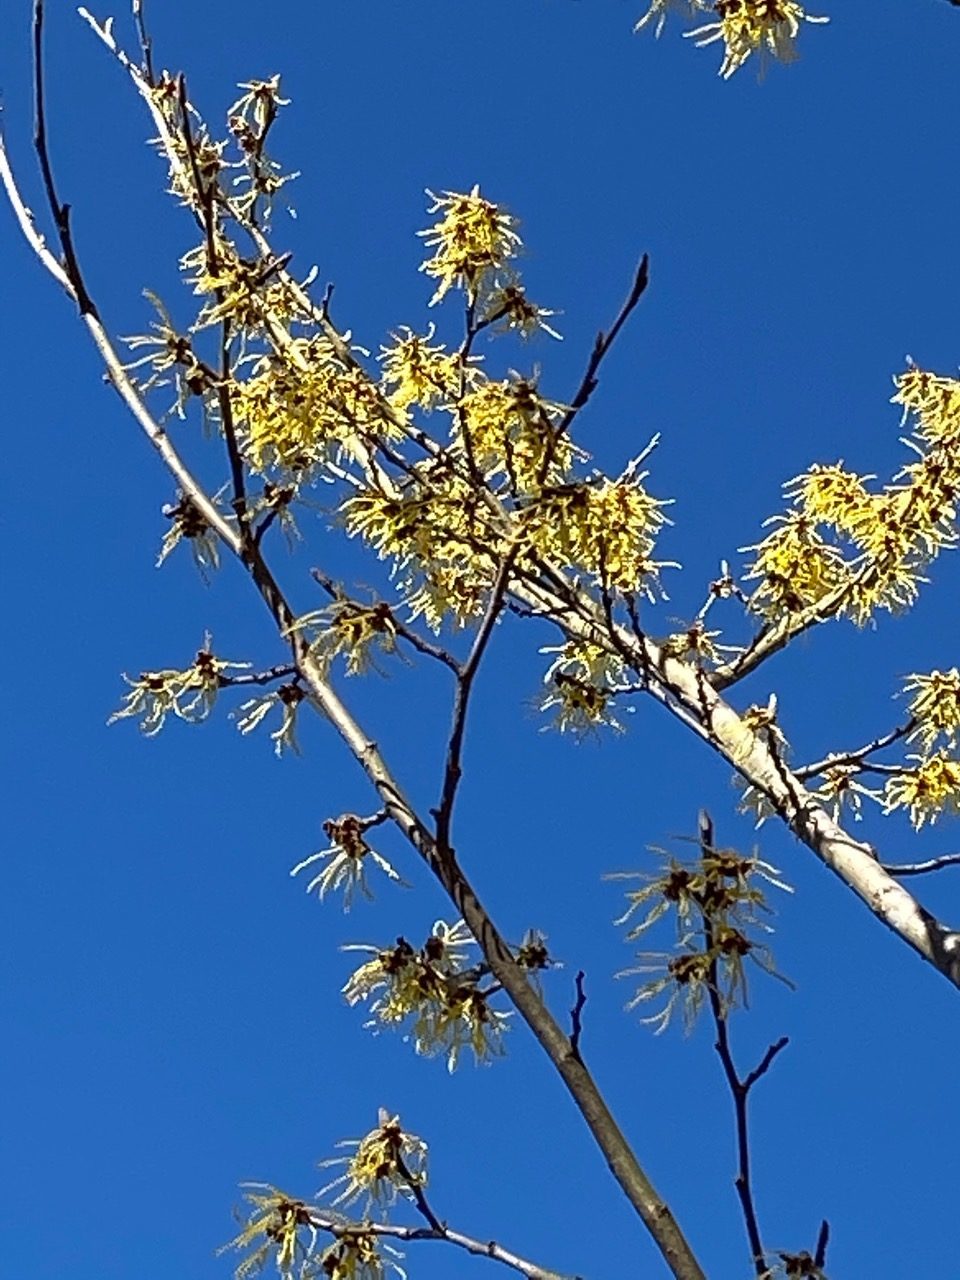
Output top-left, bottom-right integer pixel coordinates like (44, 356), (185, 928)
(457, 377), (571, 492)
(892, 365), (960, 444)
(291, 598), (400, 677)
(234, 342), (398, 476)
(904, 669), (960, 753)
(686, 0), (828, 80)
(157, 492), (221, 579)
(481, 282), (562, 340)
(884, 752), (960, 829)
(291, 814), (403, 909)
(539, 641), (628, 735)
(812, 765), (883, 822)
(318, 1110), (427, 1213)
(219, 1184), (316, 1280)
(378, 325), (468, 412)
(742, 512), (848, 620)
(523, 464), (673, 596)
(319, 1232), (405, 1280)
(110, 640), (249, 736)
(784, 462), (873, 536)
(419, 186), (520, 305)
(234, 682), (309, 756)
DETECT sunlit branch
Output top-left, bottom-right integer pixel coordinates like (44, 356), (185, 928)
(310, 1207), (578, 1280)
(10, 17), (707, 1275)
(0, 46), (239, 559)
(510, 570), (960, 989)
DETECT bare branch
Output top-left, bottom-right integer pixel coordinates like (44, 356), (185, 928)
(218, 663), (296, 688)
(310, 1207), (579, 1280)
(814, 1219), (831, 1270)
(699, 812), (788, 1277)
(795, 721), (914, 781)
(511, 571), (960, 989)
(9, 25), (706, 1273)
(434, 544), (520, 853)
(557, 253), (650, 438)
(569, 970), (587, 1063)
(881, 853), (960, 877)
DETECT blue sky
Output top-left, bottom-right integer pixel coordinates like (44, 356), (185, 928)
(2, 3), (959, 1277)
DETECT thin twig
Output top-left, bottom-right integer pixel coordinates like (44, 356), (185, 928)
(433, 544), (520, 852)
(881, 853), (960, 877)
(795, 722), (914, 781)
(557, 254), (650, 439)
(32, 1), (97, 317)
(699, 811), (789, 1277)
(218, 663), (296, 688)
(176, 73), (250, 529)
(310, 1207), (577, 1280)
(569, 971), (587, 1062)
(814, 1218), (831, 1270)
(309, 569), (460, 675)
(132, 0), (155, 83)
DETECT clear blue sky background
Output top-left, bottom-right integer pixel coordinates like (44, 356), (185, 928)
(2, 3), (959, 1278)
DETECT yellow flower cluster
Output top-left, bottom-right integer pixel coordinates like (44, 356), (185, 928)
(342, 920), (512, 1070)
(220, 1183), (404, 1280)
(904, 669), (960, 753)
(742, 512), (848, 621)
(317, 1231), (404, 1280)
(318, 1111), (427, 1212)
(457, 377), (571, 492)
(379, 326), (465, 413)
(291, 813), (403, 909)
(109, 642), (249, 736)
(233, 340), (398, 476)
(227, 77), (298, 222)
(884, 753), (960, 830)
(157, 492), (221, 579)
(687, 0), (828, 79)
(635, 0), (827, 79)
(892, 366), (960, 445)
(292, 599), (400, 677)
(180, 242), (296, 332)
(539, 641), (628, 735)
(746, 367), (960, 625)
(341, 462), (501, 628)
(613, 838), (791, 1033)
(811, 764), (882, 823)
(419, 185), (520, 305)
(523, 469), (672, 596)
(482, 282), (562, 340)
(220, 1185), (315, 1280)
